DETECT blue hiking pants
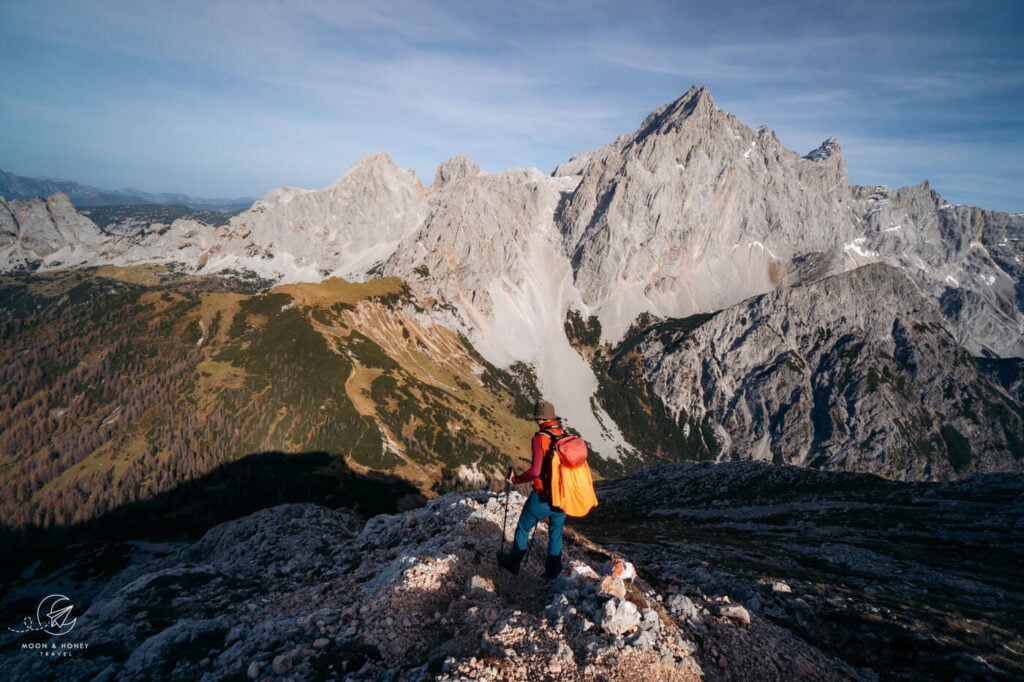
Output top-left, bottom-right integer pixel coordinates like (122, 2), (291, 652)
(513, 491), (567, 556)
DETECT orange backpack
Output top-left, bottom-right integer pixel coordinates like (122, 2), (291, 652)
(544, 431), (598, 517)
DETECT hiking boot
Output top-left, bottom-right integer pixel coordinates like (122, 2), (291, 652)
(543, 553), (563, 580)
(497, 547), (525, 575)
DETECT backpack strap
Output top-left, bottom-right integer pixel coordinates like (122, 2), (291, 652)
(540, 428), (562, 441)
(540, 429), (563, 454)
(535, 429), (563, 493)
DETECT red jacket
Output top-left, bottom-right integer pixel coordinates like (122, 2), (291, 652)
(512, 420), (563, 489)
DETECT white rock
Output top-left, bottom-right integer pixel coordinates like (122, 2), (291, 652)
(720, 604), (752, 626)
(669, 594), (701, 621)
(469, 575), (496, 594)
(602, 598), (642, 636)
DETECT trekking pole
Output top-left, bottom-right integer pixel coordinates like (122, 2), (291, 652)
(524, 516), (548, 561)
(500, 464), (513, 555)
(523, 524), (537, 565)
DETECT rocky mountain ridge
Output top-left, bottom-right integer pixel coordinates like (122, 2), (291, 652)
(579, 461), (1024, 681)
(2, 85), (1022, 478)
(4, 87), (1020, 361)
(635, 263), (1023, 480)
(1, 494), (707, 681)
(4, 462), (1020, 681)
(557, 87), (1022, 358)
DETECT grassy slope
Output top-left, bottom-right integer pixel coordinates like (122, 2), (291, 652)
(0, 268), (536, 532)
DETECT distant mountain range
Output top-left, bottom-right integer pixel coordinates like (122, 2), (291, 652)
(0, 169), (254, 210)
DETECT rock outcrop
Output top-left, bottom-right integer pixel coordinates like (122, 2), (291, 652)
(0, 194), (108, 271)
(850, 182), (1024, 357)
(5, 463), (1018, 681)
(635, 263), (1023, 479)
(580, 461), (1024, 681)
(1, 496), (710, 681)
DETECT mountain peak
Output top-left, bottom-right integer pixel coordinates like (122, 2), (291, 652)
(326, 152), (424, 196)
(669, 84), (715, 113)
(682, 84), (714, 106)
(332, 151), (401, 183)
(631, 85), (716, 144)
(433, 154), (481, 188)
(804, 137), (842, 162)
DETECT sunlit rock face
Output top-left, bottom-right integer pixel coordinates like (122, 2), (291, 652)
(2, 85), (1021, 476)
(0, 193), (109, 270)
(557, 86), (858, 341)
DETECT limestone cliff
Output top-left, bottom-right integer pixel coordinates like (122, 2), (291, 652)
(633, 264), (1023, 480)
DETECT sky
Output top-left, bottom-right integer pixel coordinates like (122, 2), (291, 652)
(1, 0), (1021, 212)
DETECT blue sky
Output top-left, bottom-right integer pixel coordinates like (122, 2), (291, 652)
(1, 0), (1021, 212)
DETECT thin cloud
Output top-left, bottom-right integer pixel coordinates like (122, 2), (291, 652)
(0, 0), (1020, 211)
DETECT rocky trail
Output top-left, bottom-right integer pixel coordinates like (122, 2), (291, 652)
(3, 493), (705, 681)
(2, 462), (1021, 681)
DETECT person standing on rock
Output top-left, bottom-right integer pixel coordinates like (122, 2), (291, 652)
(498, 400), (568, 580)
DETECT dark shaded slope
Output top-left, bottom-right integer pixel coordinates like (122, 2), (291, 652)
(577, 462), (1024, 681)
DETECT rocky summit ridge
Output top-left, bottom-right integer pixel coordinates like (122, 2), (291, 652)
(2, 84), (1022, 476)
(1, 494), (703, 681)
(7, 461), (1020, 681)
(0, 487), (859, 682)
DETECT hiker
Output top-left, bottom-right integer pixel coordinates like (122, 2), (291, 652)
(498, 400), (568, 580)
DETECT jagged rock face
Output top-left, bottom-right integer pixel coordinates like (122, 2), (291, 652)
(432, 154), (481, 188)
(193, 152), (425, 282)
(385, 166), (571, 329)
(558, 86), (859, 340)
(0, 194), (108, 270)
(850, 183), (1024, 357)
(381, 165), (582, 366)
(636, 264), (1023, 480)
(552, 133), (632, 177)
(554, 85), (1023, 355)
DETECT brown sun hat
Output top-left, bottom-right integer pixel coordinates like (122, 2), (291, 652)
(531, 400), (557, 421)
